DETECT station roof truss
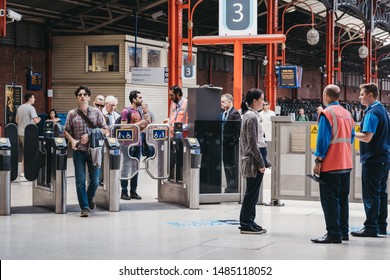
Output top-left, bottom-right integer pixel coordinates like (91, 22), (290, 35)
(5, 0), (390, 78)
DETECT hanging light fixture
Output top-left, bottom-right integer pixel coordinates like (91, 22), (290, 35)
(307, 28), (319, 45)
(358, 45), (369, 59)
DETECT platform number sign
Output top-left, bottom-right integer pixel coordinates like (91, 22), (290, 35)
(219, 0), (257, 36)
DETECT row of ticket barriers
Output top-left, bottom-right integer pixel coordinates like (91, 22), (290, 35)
(0, 121), (202, 215)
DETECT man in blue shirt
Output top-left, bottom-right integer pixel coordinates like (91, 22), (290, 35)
(351, 83), (390, 237)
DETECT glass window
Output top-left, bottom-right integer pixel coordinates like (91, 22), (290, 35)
(129, 46), (142, 70)
(88, 46), (119, 72)
(148, 49), (160, 67)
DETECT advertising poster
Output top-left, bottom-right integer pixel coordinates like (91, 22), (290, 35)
(5, 85), (23, 124)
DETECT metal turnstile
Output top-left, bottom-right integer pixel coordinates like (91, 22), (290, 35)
(30, 122), (68, 213)
(95, 137), (121, 211)
(0, 138), (12, 215)
(158, 135), (201, 209)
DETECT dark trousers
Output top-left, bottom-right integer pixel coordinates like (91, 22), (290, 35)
(223, 142), (239, 193)
(319, 171), (350, 238)
(240, 169), (264, 229)
(362, 162), (390, 233)
(120, 146), (141, 195)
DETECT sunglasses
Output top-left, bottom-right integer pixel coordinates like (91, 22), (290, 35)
(78, 93), (89, 97)
(96, 104), (104, 108)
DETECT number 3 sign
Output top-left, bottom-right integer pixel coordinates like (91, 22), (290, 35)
(219, 0), (257, 36)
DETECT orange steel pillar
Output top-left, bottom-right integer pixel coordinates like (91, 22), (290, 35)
(326, 9), (335, 85)
(192, 35), (286, 109)
(168, 0), (183, 114)
(0, 0), (6, 37)
(365, 30), (372, 83)
(265, 0), (278, 110)
(233, 40), (243, 109)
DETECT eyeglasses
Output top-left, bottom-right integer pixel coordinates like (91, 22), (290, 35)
(78, 93), (89, 97)
(96, 104), (104, 108)
(263, 103), (269, 106)
(108, 103), (116, 107)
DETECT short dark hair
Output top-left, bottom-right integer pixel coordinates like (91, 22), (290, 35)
(323, 84), (340, 101)
(24, 93), (34, 103)
(170, 85), (182, 96)
(74, 85), (91, 97)
(129, 90), (140, 104)
(360, 83), (378, 99)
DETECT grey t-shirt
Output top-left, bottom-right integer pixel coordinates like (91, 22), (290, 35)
(15, 103), (39, 136)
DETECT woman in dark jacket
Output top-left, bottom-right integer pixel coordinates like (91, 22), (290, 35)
(239, 88), (270, 234)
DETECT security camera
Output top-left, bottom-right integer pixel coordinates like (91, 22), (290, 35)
(0, 9), (5, 17)
(7, 9), (22, 22)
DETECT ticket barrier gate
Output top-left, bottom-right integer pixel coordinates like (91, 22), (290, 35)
(0, 138), (12, 215)
(30, 122), (68, 214)
(158, 134), (201, 209)
(95, 124), (140, 211)
(95, 137), (121, 211)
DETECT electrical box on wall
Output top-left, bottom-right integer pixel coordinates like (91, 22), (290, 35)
(26, 72), (42, 90)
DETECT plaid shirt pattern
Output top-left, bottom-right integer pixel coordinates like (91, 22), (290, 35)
(65, 106), (107, 151)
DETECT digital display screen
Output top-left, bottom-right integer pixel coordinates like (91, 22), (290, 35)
(277, 66), (302, 88)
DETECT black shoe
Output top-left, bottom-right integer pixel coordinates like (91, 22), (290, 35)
(342, 234), (349, 241)
(88, 199), (95, 210)
(130, 193), (142, 199)
(378, 229), (387, 235)
(121, 193), (131, 200)
(240, 227), (267, 234)
(311, 234), (342, 244)
(351, 228), (378, 237)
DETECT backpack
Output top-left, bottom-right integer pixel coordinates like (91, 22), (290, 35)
(115, 106), (136, 124)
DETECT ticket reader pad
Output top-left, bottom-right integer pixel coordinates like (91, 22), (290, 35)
(159, 137), (201, 209)
(95, 137), (121, 211)
(0, 138), (12, 215)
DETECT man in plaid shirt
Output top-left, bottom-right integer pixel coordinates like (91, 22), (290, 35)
(64, 86), (108, 217)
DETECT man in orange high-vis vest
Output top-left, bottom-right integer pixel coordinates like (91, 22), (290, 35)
(168, 85), (188, 137)
(311, 84), (355, 244)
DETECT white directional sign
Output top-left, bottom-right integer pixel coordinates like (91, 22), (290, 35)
(219, 0), (257, 36)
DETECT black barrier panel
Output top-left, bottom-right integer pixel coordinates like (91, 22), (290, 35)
(5, 123), (18, 181)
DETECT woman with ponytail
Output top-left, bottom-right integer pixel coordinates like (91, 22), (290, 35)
(239, 88), (271, 234)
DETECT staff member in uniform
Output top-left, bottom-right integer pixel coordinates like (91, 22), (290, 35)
(351, 83), (390, 237)
(311, 84), (355, 244)
(168, 85), (188, 137)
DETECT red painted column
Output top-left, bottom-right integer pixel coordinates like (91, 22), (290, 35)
(0, 0), (6, 37)
(265, 0), (278, 110)
(326, 9), (335, 85)
(233, 40), (243, 109)
(365, 30), (372, 83)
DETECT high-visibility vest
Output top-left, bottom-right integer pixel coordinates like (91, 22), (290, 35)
(169, 98), (188, 136)
(321, 105), (354, 172)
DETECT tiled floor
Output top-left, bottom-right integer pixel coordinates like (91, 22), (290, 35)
(0, 161), (389, 260)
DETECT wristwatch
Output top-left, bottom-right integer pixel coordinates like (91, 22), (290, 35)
(315, 158), (323, 164)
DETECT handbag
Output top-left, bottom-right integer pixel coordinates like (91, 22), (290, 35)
(76, 109), (105, 167)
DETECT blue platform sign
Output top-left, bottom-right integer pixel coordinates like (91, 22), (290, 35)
(116, 129), (134, 141)
(152, 129), (168, 140)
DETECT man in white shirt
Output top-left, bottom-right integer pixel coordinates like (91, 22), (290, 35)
(259, 102), (276, 142)
(102, 95), (120, 126)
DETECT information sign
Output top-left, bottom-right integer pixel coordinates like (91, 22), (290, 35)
(219, 0), (257, 36)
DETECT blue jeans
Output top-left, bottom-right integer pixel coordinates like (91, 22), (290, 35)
(120, 145), (141, 195)
(319, 171), (351, 238)
(362, 162), (390, 233)
(240, 168), (264, 229)
(73, 150), (100, 210)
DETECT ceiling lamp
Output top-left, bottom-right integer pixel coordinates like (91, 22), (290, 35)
(307, 28), (319, 45)
(358, 45), (369, 59)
